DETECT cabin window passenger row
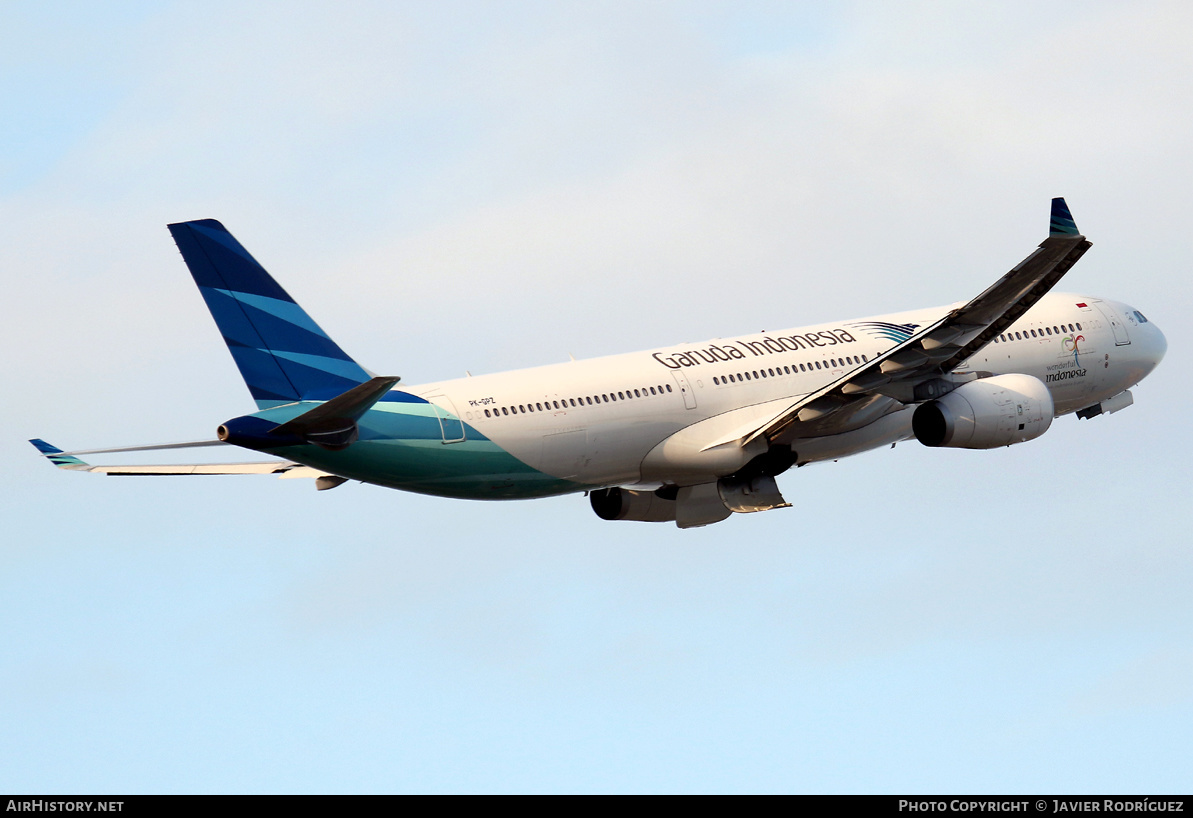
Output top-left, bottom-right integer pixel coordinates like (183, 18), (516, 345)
(482, 383), (674, 418)
(710, 354), (870, 387)
(995, 322), (1081, 344)
(480, 350), (890, 417)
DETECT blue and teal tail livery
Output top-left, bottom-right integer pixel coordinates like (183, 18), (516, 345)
(1049, 197), (1079, 237)
(29, 439), (88, 469)
(168, 220), (372, 408)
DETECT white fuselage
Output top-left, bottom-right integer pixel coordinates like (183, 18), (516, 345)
(404, 292), (1166, 489)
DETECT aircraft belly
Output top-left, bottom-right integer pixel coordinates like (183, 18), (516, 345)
(494, 415), (682, 487)
(580, 418), (678, 485)
(539, 429), (588, 479)
(261, 406), (590, 500)
(279, 438), (588, 500)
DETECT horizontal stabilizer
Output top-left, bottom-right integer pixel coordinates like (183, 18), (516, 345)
(252, 375), (400, 450)
(271, 376), (400, 436)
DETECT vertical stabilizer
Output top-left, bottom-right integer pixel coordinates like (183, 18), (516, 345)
(168, 220), (371, 408)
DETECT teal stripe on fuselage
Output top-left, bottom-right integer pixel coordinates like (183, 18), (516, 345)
(247, 397), (588, 500)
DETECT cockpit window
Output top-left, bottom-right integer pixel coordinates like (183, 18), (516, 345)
(1134, 310), (1149, 323)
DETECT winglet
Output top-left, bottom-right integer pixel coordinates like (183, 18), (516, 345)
(1049, 197), (1080, 237)
(29, 439), (89, 469)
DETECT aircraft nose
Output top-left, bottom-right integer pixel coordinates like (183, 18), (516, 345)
(1148, 320), (1167, 367)
(1134, 310), (1166, 377)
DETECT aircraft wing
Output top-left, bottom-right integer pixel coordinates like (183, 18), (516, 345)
(29, 439), (335, 482)
(743, 198), (1092, 446)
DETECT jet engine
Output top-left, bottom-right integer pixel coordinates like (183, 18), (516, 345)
(589, 487), (677, 522)
(912, 373), (1054, 449)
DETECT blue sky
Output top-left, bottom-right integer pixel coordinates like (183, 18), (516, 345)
(3, 0), (1191, 793)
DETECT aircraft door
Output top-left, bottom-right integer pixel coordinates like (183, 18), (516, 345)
(670, 371), (697, 409)
(1094, 302), (1130, 346)
(428, 395), (466, 443)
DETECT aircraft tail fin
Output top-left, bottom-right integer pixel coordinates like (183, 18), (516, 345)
(167, 220), (372, 408)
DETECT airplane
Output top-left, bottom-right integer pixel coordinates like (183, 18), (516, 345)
(31, 198), (1166, 528)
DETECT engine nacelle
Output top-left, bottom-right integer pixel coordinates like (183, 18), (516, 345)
(590, 487), (677, 522)
(912, 373), (1054, 449)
